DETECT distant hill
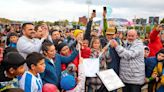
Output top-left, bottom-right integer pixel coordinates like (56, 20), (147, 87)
(0, 18), (21, 24)
(0, 18), (12, 24)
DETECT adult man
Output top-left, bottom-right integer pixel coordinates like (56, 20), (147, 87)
(34, 25), (44, 39)
(96, 27), (120, 92)
(17, 23), (48, 58)
(148, 24), (164, 57)
(110, 29), (145, 92)
(50, 30), (61, 41)
(105, 27), (120, 75)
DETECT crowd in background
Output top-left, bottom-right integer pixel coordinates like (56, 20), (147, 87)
(0, 10), (164, 92)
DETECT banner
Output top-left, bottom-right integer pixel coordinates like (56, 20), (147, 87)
(83, 58), (100, 77)
(149, 16), (159, 25)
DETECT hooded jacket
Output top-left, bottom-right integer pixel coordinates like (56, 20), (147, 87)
(115, 39), (145, 85)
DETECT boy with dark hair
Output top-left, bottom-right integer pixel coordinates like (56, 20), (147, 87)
(19, 52), (45, 92)
(0, 52), (26, 91)
(3, 47), (18, 58)
(7, 32), (19, 48)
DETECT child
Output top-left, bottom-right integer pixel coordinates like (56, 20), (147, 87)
(144, 46), (151, 81)
(81, 39), (91, 58)
(19, 52), (45, 92)
(145, 49), (164, 92)
(151, 49), (164, 92)
(40, 40), (78, 87)
(7, 32), (19, 48)
(60, 58), (85, 92)
(0, 52), (26, 91)
(144, 46), (150, 59)
(86, 37), (110, 92)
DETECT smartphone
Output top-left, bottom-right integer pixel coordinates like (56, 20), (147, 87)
(103, 7), (106, 12)
(93, 10), (96, 13)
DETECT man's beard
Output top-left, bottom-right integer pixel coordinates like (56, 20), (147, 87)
(28, 32), (35, 39)
(127, 40), (133, 45)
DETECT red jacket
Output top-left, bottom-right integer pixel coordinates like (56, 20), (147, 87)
(81, 47), (91, 58)
(61, 50), (79, 71)
(61, 47), (91, 71)
(148, 29), (163, 57)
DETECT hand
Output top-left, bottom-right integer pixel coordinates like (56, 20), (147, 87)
(77, 40), (83, 45)
(110, 40), (118, 48)
(156, 23), (164, 31)
(42, 29), (49, 39)
(102, 45), (108, 53)
(152, 73), (157, 78)
(76, 43), (81, 51)
(79, 57), (84, 64)
(145, 78), (149, 83)
(103, 11), (106, 18)
(156, 77), (159, 82)
(90, 12), (96, 20)
(76, 34), (83, 43)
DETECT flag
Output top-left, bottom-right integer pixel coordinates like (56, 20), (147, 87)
(107, 5), (112, 18)
(98, 18), (108, 36)
(103, 18), (108, 36)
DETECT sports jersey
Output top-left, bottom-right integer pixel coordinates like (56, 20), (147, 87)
(19, 71), (42, 92)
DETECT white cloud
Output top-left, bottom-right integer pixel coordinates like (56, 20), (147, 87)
(0, 0), (163, 21)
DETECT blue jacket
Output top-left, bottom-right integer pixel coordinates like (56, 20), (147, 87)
(107, 47), (120, 75)
(40, 49), (78, 87)
(145, 57), (158, 77)
(8, 43), (17, 48)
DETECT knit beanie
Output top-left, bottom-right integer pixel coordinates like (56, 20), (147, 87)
(73, 29), (83, 37)
(56, 42), (67, 53)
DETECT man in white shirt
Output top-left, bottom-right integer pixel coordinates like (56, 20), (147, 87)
(17, 23), (48, 58)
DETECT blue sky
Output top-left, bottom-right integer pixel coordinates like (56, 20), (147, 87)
(0, 0), (164, 21)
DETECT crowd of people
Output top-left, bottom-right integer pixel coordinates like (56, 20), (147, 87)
(0, 10), (164, 92)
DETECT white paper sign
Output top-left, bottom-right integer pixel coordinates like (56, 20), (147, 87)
(97, 69), (125, 91)
(83, 58), (100, 77)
